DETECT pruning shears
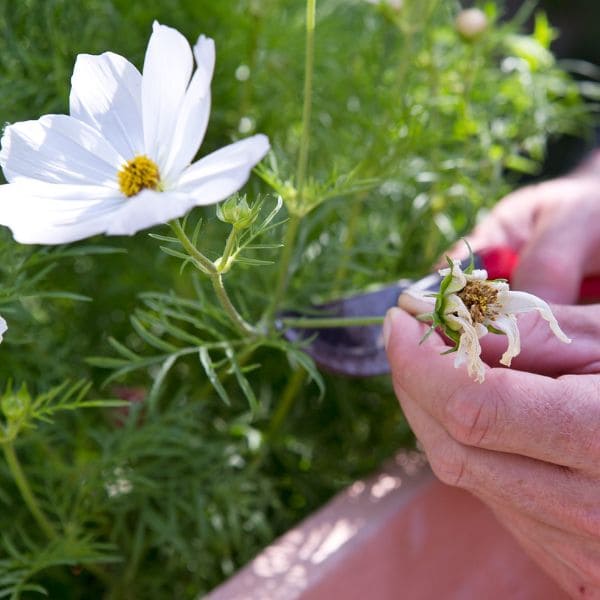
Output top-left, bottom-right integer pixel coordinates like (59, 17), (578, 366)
(282, 246), (600, 377)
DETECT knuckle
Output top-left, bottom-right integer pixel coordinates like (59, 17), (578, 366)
(427, 444), (470, 488)
(444, 382), (502, 448)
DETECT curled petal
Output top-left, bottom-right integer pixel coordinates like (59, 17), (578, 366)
(444, 293), (471, 322)
(498, 290), (571, 344)
(488, 313), (520, 366)
(448, 314), (487, 383)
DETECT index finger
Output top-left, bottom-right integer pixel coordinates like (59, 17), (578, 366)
(385, 307), (600, 471)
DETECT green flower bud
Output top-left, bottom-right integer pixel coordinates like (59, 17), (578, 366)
(217, 196), (258, 229)
(1, 383), (30, 420)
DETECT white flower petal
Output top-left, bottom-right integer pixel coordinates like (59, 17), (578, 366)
(466, 269), (488, 281)
(0, 115), (123, 186)
(177, 135), (269, 202)
(142, 22), (193, 167)
(448, 314), (487, 383)
(488, 313), (521, 366)
(0, 182), (123, 244)
(445, 293), (472, 321)
(104, 189), (196, 235)
(161, 35), (215, 183)
(0, 316), (6, 342)
(499, 290), (571, 344)
(70, 52), (144, 159)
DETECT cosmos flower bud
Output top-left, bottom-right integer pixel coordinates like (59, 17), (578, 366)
(455, 8), (488, 40)
(216, 195), (259, 230)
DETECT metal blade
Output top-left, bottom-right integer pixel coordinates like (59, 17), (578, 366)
(282, 272), (441, 377)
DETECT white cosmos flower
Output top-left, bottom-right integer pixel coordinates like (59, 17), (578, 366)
(399, 259), (571, 383)
(0, 316), (6, 343)
(0, 22), (270, 244)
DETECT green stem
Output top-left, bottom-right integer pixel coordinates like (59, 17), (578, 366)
(281, 315), (385, 329)
(3, 441), (56, 540)
(250, 367), (307, 471)
(264, 0), (316, 323)
(266, 368), (306, 439)
(217, 226), (238, 273)
(296, 0), (316, 201)
(2, 442), (113, 586)
(210, 272), (256, 336)
(170, 219), (217, 275)
(170, 220), (256, 336)
(264, 214), (300, 323)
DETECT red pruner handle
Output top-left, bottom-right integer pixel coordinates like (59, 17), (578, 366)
(476, 246), (600, 304)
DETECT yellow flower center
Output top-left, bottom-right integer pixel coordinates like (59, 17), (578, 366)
(118, 155), (161, 197)
(458, 280), (498, 323)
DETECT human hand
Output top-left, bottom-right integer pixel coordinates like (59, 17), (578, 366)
(453, 173), (600, 303)
(384, 304), (600, 597)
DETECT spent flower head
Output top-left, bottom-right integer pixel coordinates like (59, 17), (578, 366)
(399, 256), (571, 383)
(0, 22), (269, 244)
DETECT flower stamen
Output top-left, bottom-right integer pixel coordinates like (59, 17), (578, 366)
(457, 280), (499, 324)
(118, 155), (161, 197)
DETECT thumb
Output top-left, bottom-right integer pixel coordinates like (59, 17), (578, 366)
(480, 304), (600, 376)
(384, 307), (482, 399)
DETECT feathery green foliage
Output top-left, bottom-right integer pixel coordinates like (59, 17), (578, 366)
(0, 0), (593, 597)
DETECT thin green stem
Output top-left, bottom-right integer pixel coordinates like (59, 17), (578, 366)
(281, 315), (385, 329)
(264, 0), (316, 324)
(170, 220), (256, 336)
(266, 368), (306, 439)
(263, 214), (300, 323)
(217, 226), (238, 273)
(296, 0), (316, 201)
(3, 441), (56, 540)
(210, 272), (256, 336)
(2, 442), (112, 586)
(170, 219), (216, 275)
(250, 368), (305, 470)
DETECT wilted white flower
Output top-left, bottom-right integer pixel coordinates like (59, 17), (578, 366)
(0, 22), (269, 244)
(399, 259), (571, 383)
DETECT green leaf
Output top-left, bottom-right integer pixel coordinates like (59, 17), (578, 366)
(224, 346), (258, 413)
(198, 347), (230, 405)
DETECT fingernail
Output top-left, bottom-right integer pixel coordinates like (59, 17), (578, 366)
(383, 308), (399, 350)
